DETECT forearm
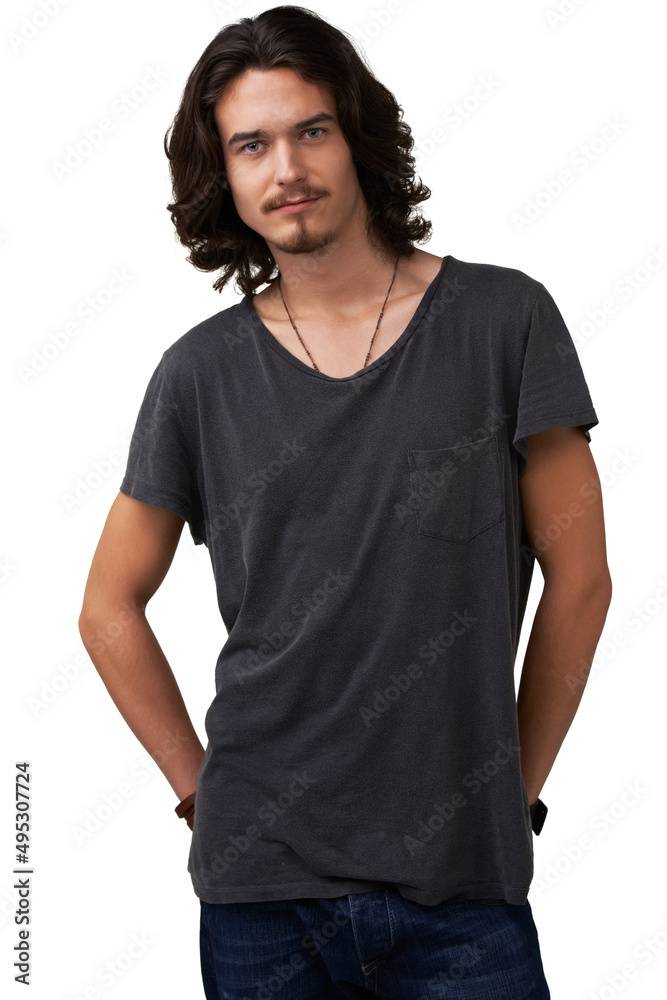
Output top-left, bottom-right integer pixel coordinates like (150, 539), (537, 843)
(79, 604), (205, 802)
(516, 579), (611, 804)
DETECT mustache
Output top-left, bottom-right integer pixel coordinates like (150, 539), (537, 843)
(262, 190), (329, 213)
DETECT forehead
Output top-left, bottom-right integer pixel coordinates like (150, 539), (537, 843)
(214, 67), (336, 138)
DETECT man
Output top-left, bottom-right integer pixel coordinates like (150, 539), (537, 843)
(78, 6), (611, 998)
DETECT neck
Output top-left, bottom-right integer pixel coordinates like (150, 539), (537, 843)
(267, 232), (400, 320)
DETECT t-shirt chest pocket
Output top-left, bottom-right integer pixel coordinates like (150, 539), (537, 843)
(407, 435), (505, 543)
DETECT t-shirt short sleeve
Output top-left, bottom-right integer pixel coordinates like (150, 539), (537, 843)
(119, 355), (206, 546)
(513, 283), (599, 475)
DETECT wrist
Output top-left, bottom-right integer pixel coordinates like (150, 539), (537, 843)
(529, 796), (548, 835)
(175, 791), (196, 830)
(167, 751), (205, 802)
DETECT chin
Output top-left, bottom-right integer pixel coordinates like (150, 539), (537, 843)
(268, 221), (340, 257)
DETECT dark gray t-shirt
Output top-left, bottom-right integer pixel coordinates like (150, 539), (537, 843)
(120, 254), (598, 906)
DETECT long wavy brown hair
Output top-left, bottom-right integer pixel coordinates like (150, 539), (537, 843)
(163, 5), (433, 297)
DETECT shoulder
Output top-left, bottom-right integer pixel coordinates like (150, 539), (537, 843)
(433, 256), (551, 347)
(159, 296), (259, 378)
(442, 255), (544, 307)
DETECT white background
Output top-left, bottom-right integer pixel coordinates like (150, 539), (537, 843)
(2, 0), (666, 997)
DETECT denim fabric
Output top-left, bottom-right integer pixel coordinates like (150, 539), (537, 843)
(200, 888), (550, 999)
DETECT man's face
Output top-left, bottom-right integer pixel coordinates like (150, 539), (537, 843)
(213, 67), (364, 256)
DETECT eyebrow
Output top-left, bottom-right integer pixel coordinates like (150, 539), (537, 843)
(226, 112), (337, 150)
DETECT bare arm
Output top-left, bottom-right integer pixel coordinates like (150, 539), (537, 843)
(517, 426), (613, 806)
(78, 491), (205, 803)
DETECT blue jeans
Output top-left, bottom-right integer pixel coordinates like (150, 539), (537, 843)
(199, 888), (551, 999)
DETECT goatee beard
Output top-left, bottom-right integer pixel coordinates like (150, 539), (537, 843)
(270, 217), (339, 256)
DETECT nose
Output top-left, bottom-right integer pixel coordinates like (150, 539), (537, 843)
(272, 138), (307, 187)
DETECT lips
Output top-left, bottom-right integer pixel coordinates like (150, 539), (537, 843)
(277, 197), (316, 207)
(272, 197), (320, 214)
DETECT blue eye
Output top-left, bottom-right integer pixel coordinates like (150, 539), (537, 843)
(239, 127), (326, 155)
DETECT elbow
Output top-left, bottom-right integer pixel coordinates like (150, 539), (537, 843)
(572, 571), (613, 639)
(78, 605), (105, 656)
(78, 595), (104, 645)
(78, 607), (98, 649)
(600, 566), (613, 605)
(589, 564), (613, 608)
(78, 596), (146, 655)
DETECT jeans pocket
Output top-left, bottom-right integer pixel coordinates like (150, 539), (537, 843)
(407, 435), (504, 543)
